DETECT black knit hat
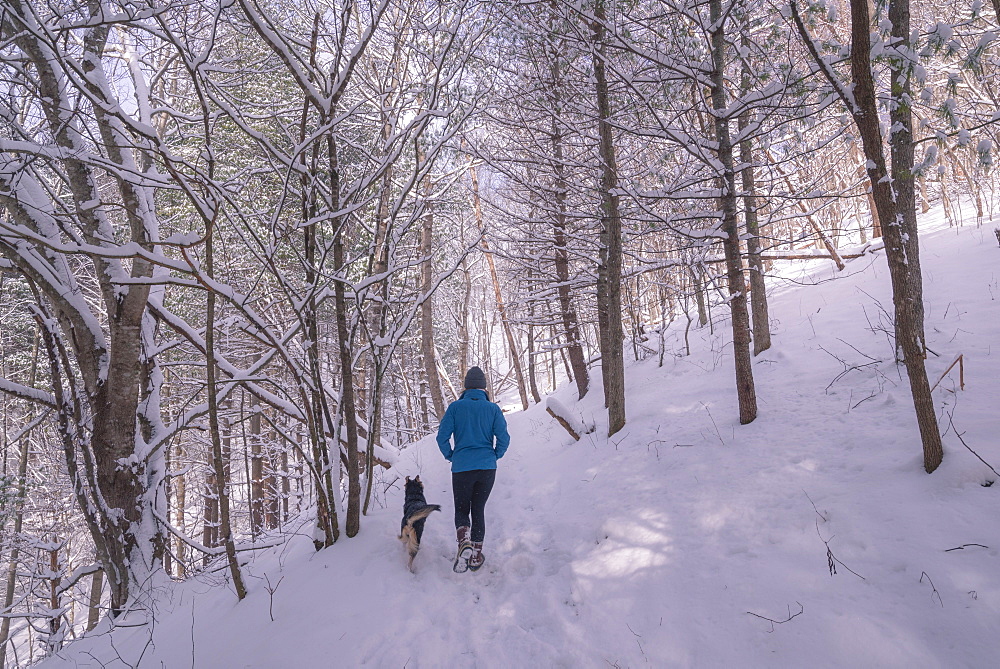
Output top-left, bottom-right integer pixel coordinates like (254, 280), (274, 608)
(464, 366), (487, 390)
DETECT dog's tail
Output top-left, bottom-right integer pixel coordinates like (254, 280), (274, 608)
(399, 504), (441, 572)
(398, 504), (441, 556)
(399, 505), (441, 538)
(407, 504), (441, 526)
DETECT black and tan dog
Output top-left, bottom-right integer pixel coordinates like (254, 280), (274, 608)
(399, 476), (441, 572)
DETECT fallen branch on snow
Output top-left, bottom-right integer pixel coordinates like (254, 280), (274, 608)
(545, 398), (592, 441)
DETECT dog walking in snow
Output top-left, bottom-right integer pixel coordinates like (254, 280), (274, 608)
(398, 476), (441, 572)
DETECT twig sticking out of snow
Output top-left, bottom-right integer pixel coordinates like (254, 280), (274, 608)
(700, 402), (724, 445)
(815, 519), (865, 580)
(746, 602), (804, 633)
(803, 491), (829, 523)
(263, 574), (284, 622)
(930, 354), (965, 392)
(945, 411), (999, 480)
(920, 572), (944, 608)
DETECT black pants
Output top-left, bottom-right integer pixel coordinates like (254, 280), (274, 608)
(452, 469), (496, 543)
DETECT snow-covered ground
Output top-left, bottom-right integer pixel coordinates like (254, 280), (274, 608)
(42, 208), (1000, 668)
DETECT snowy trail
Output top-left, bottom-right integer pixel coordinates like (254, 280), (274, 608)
(41, 214), (1000, 668)
(385, 422), (654, 668)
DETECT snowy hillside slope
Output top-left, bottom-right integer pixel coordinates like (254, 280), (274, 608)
(41, 210), (1000, 668)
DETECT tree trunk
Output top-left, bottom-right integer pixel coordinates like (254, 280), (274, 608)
(591, 0), (627, 436)
(737, 38), (771, 356)
(299, 23), (340, 548)
(362, 365), (383, 516)
(885, 0), (943, 472)
(264, 444), (279, 530)
(46, 543), (63, 654)
(794, 0), (943, 471)
(547, 27), (590, 401)
(691, 265), (708, 328)
(949, 151), (984, 223)
(1, 3), (167, 614)
(173, 439), (186, 578)
(363, 116), (395, 515)
(710, 0), (757, 424)
(458, 251), (472, 376)
(527, 322), (542, 403)
(281, 448), (291, 524)
(86, 567), (104, 632)
(0, 337), (34, 666)
(206, 230), (247, 601)
(250, 395), (264, 536)
(420, 169), (447, 420)
(201, 472), (219, 567)
(851, 0), (938, 459)
(852, 143), (883, 238)
(469, 158), (530, 409)
(330, 132), (362, 537)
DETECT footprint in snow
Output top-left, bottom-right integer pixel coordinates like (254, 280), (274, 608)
(505, 553), (536, 579)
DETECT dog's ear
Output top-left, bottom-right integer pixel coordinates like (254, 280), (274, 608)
(414, 475), (421, 483)
(405, 476), (410, 482)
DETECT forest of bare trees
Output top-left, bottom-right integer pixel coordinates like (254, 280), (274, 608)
(0, 0), (996, 662)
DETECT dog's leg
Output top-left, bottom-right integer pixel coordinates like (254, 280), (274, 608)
(402, 526), (420, 572)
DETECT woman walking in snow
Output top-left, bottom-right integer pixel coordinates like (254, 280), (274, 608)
(436, 366), (510, 573)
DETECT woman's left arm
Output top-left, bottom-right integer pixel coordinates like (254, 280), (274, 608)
(493, 409), (510, 459)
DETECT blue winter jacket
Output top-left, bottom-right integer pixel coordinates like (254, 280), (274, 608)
(436, 389), (510, 473)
